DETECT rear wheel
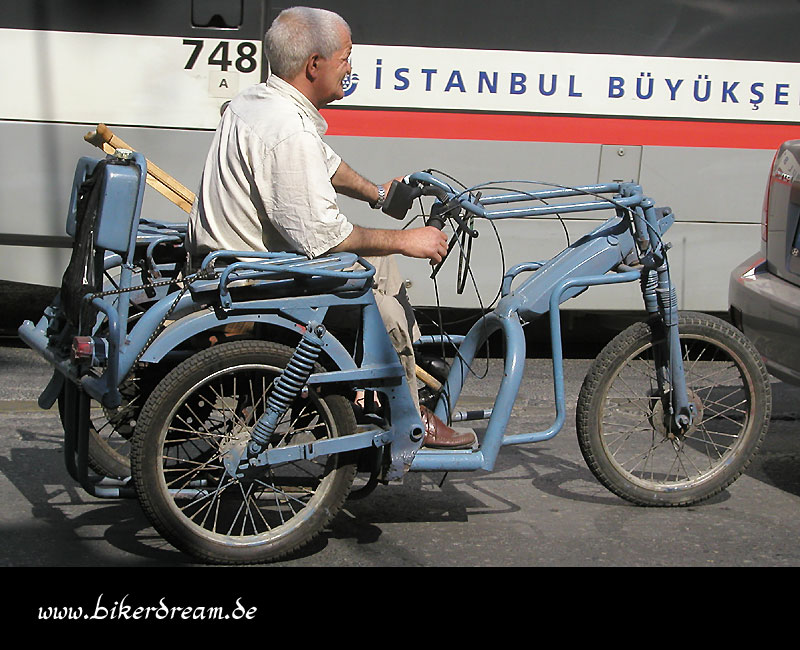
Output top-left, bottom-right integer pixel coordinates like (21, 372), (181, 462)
(131, 340), (357, 564)
(577, 311), (771, 506)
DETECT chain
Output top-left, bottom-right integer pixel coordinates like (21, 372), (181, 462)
(129, 282), (190, 368)
(90, 263), (216, 300)
(88, 263), (219, 370)
(91, 274), (179, 299)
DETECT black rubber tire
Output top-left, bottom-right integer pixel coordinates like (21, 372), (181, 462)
(57, 376), (140, 479)
(576, 311), (771, 506)
(130, 340), (357, 564)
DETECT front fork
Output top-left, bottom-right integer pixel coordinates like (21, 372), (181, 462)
(641, 265), (694, 434)
(634, 200), (693, 434)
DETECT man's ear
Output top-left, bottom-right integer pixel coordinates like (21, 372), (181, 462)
(305, 53), (321, 81)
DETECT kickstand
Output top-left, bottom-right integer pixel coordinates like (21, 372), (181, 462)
(438, 472), (449, 488)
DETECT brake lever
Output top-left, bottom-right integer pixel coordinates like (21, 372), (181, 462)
(430, 229), (460, 280)
(428, 195), (481, 281)
(442, 192), (481, 236)
(448, 206), (479, 238)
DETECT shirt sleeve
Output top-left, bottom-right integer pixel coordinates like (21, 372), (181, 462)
(321, 140), (342, 178)
(257, 130), (353, 259)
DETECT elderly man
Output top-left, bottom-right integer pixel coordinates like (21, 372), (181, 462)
(187, 6), (475, 449)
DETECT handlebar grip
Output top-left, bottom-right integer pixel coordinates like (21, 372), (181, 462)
(425, 214), (446, 230)
(425, 200), (449, 230)
(382, 180), (422, 220)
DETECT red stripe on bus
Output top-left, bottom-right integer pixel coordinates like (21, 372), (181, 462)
(322, 109), (800, 150)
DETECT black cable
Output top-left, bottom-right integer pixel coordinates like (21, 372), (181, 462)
(407, 169), (497, 422)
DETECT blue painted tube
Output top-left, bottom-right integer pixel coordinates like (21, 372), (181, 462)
(484, 196), (642, 220)
(416, 334), (466, 346)
(409, 447), (487, 472)
(479, 312), (527, 466)
(434, 313), (503, 422)
(501, 262), (544, 296)
(412, 311), (525, 472)
(480, 184), (622, 205)
(80, 297), (122, 408)
(411, 271), (644, 471)
(17, 319), (78, 383)
(502, 269), (642, 446)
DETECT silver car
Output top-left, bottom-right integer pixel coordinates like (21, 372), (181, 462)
(729, 139), (800, 386)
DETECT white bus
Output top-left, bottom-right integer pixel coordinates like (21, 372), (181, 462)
(2, 0), (799, 323)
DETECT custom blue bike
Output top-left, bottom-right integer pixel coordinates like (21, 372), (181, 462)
(18, 146), (772, 564)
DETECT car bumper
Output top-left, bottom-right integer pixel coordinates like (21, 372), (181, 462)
(729, 253), (800, 385)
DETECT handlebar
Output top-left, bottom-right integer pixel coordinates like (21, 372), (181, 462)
(382, 172), (479, 238)
(380, 170), (659, 294)
(383, 171), (647, 224)
(382, 171), (460, 222)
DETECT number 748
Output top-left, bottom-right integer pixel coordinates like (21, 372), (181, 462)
(183, 39), (259, 74)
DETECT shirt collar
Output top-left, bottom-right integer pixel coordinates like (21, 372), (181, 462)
(266, 74), (329, 136)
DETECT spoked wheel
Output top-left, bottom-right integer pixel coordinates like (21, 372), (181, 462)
(131, 340), (357, 564)
(577, 311), (771, 506)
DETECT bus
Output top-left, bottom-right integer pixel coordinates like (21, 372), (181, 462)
(3, 0), (800, 327)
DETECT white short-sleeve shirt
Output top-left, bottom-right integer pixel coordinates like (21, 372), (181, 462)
(187, 76), (353, 259)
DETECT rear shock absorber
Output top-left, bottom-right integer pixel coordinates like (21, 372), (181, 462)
(247, 322), (326, 458)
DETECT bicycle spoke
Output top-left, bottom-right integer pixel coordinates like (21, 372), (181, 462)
(160, 365), (339, 539)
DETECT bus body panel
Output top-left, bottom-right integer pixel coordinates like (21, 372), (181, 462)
(2, 0), (799, 313)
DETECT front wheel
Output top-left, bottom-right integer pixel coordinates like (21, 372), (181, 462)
(576, 311), (771, 506)
(131, 340), (357, 564)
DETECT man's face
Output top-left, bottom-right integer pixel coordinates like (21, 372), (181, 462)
(313, 28), (352, 107)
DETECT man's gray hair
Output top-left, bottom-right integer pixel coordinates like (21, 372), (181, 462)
(264, 6), (351, 79)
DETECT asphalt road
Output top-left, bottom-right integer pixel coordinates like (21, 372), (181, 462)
(2, 340), (799, 572)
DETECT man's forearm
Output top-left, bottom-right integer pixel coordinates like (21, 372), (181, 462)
(328, 224), (449, 264)
(328, 224), (406, 257)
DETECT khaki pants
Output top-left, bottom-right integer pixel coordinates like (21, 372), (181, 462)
(366, 255), (421, 413)
(324, 255), (420, 411)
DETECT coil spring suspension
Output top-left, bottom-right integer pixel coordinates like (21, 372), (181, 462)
(247, 322), (326, 456)
(640, 269), (659, 315)
(656, 271), (678, 327)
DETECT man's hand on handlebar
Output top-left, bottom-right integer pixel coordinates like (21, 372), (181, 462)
(402, 225), (449, 265)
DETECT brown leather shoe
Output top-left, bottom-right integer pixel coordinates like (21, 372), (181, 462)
(420, 405), (477, 449)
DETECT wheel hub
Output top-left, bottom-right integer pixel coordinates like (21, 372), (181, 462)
(649, 390), (704, 439)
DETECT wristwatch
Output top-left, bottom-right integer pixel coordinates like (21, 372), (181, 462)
(370, 183), (385, 209)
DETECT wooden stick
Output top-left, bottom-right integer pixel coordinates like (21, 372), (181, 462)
(415, 365), (443, 391)
(84, 123), (196, 213)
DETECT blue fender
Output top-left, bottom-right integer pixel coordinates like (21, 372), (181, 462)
(137, 309), (358, 372)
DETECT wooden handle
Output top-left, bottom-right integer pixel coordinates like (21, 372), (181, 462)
(415, 365), (442, 391)
(84, 123), (196, 213)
